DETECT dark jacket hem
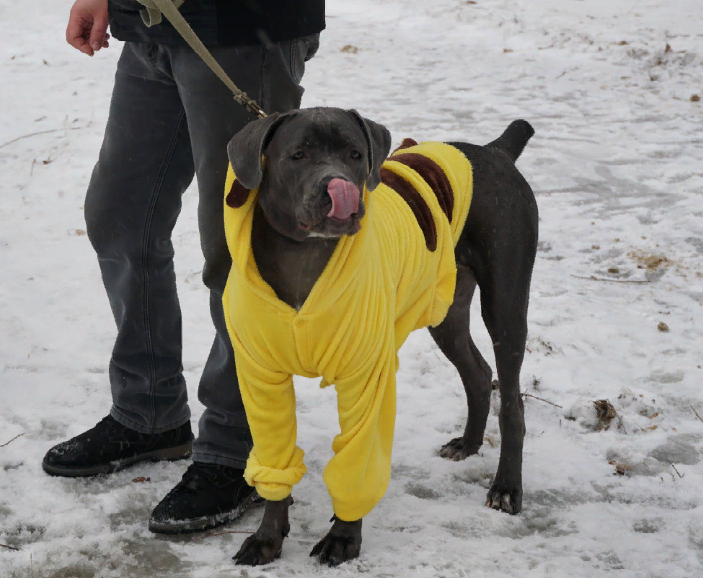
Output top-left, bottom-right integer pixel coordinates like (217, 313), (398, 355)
(108, 0), (325, 47)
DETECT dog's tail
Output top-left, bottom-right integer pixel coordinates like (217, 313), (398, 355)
(486, 119), (534, 163)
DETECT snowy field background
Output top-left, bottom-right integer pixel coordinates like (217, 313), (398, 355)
(1, 0), (702, 576)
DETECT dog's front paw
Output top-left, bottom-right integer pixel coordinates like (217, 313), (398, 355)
(310, 534), (361, 567)
(486, 484), (522, 515)
(439, 437), (480, 461)
(310, 517), (362, 567)
(234, 533), (284, 566)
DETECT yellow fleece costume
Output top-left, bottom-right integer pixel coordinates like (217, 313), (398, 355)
(222, 142), (473, 521)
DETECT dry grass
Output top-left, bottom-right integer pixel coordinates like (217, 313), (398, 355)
(594, 399), (617, 431)
(628, 250), (672, 271)
(608, 460), (632, 476)
(0, 433), (24, 448)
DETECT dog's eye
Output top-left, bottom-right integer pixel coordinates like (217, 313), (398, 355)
(291, 151), (305, 160)
(350, 150), (363, 160)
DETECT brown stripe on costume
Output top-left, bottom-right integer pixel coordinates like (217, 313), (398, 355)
(380, 168), (437, 252)
(390, 137), (418, 155)
(389, 153), (454, 222)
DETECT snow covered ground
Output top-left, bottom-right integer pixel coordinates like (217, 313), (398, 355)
(1, 0), (702, 576)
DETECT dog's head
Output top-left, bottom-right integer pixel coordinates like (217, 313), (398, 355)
(226, 107), (392, 241)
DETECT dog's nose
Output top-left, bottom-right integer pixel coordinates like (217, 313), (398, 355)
(327, 178), (360, 220)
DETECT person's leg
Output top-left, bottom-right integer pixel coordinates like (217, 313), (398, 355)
(176, 34), (319, 467)
(42, 42), (196, 476)
(87, 43), (194, 433)
(148, 35), (319, 533)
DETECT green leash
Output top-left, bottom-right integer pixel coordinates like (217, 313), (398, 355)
(136, 0), (268, 119)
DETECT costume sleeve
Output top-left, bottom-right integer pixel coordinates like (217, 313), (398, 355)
(322, 336), (397, 522)
(233, 332), (307, 501)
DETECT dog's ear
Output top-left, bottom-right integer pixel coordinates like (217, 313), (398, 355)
(348, 110), (392, 191)
(226, 112), (294, 190)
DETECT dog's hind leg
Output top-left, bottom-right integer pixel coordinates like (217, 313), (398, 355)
(447, 136), (538, 515)
(429, 266), (493, 460)
(478, 225), (536, 516)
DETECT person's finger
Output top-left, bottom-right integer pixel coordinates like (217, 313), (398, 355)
(89, 12), (109, 52)
(66, 17), (88, 50)
(79, 41), (94, 56)
(66, 12), (94, 55)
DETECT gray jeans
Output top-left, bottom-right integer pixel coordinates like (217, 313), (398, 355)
(85, 36), (318, 468)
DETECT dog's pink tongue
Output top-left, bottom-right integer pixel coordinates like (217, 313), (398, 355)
(327, 178), (360, 220)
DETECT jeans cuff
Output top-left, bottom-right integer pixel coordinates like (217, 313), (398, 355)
(190, 451), (248, 470)
(110, 406), (191, 434)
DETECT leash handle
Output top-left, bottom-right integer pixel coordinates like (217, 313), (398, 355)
(144, 0), (268, 119)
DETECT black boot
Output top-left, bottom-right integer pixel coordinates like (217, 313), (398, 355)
(42, 415), (193, 477)
(149, 462), (260, 534)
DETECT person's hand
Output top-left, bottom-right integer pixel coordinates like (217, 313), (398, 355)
(66, 0), (111, 56)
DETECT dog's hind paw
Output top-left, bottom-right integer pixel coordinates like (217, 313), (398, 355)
(439, 437), (480, 461)
(485, 486), (522, 515)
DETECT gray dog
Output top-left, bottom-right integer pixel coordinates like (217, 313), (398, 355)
(223, 108), (537, 566)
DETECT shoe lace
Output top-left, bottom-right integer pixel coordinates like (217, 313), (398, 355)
(177, 463), (245, 493)
(96, 416), (150, 449)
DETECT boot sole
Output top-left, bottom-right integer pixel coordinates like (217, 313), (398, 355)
(41, 440), (193, 477)
(148, 489), (263, 535)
